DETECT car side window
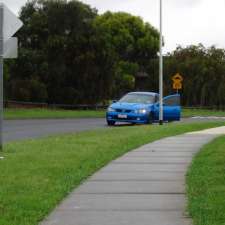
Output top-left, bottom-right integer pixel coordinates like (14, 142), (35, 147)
(164, 96), (180, 106)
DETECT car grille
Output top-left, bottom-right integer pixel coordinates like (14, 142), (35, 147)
(115, 109), (132, 113)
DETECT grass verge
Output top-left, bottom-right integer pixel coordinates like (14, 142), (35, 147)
(187, 135), (225, 225)
(0, 122), (224, 225)
(4, 108), (225, 120)
(183, 108), (225, 118)
(4, 108), (105, 120)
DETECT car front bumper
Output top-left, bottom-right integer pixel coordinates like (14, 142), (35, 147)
(106, 112), (149, 124)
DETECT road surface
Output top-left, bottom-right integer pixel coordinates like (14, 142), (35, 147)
(3, 117), (225, 143)
(3, 118), (106, 143)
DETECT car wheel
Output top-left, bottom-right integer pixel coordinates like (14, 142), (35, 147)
(147, 113), (153, 124)
(107, 120), (115, 126)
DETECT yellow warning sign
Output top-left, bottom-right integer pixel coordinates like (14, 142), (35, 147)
(172, 73), (183, 90)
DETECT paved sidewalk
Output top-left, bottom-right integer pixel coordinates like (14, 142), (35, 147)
(40, 126), (225, 225)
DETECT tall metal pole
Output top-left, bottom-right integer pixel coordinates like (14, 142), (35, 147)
(159, 0), (163, 125)
(0, 4), (3, 150)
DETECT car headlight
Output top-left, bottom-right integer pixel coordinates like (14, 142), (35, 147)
(107, 107), (116, 112)
(135, 109), (148, 114)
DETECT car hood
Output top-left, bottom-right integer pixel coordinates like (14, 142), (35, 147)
(110, 102), (153, 110)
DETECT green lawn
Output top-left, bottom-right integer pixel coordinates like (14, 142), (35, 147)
(187, 135), (225, 225)
(4, 108), (105, 120)
(4, 108), (225, 120)
(0, 122), (224, 225)
(182, 108), (225, 118)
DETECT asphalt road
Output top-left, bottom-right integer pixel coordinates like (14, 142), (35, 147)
(3, 117), (225, 143)
(3, 118), (106, 143)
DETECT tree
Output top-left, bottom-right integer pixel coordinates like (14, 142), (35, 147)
(7, 0), (116, 104)
(162, 44), (225, 109)
(93, 12), (160, 96)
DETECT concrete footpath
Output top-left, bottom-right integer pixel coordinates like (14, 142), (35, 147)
(40, 126), (225, 225)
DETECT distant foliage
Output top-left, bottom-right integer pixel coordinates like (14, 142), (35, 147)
(6, 0), (159, 104)
(163, 44), (225, 109)
(6, 1), (224, 108)
(94, 12), (159, 98)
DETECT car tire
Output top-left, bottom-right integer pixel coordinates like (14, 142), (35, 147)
(107, 120), (115, 126)
(147, 113), (153, 124)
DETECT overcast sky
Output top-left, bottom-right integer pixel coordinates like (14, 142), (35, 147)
(3, 0), (225, 53)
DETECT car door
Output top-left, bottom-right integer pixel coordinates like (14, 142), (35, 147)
(163, 94), (181, 121)
(153, 94), (181, 121)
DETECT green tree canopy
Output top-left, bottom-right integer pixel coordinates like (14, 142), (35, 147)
(94, 12), (159, 66)
(94, 12), (160, 97)
(163, 44), (225, 109)
(7, 4), (160, 104)
(7, 3), (160, 104)
(8, 0), (116, 104)
(6, 1), (224, 108)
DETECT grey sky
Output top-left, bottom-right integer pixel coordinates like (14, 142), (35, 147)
(3, 0), (225, 53)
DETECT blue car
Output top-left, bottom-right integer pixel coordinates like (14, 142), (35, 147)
(106, 92), (181, 126)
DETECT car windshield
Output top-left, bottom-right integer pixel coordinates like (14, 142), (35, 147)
(119, 93), (155, 104)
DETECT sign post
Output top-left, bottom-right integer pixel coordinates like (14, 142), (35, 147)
(0, 3), (23, 150)
(0, 4), (4, 152)
(159, 0), (163, 125)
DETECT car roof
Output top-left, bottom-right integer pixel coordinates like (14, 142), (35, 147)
(128, 92), (159, 96)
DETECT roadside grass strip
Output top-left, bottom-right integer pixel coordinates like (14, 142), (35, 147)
(187, 135), (225, 225)
(0, 122), (224, 225)
(4, 108), (105, 120)
(4, 108), (225, 120)
(183, 108), (225, 118)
